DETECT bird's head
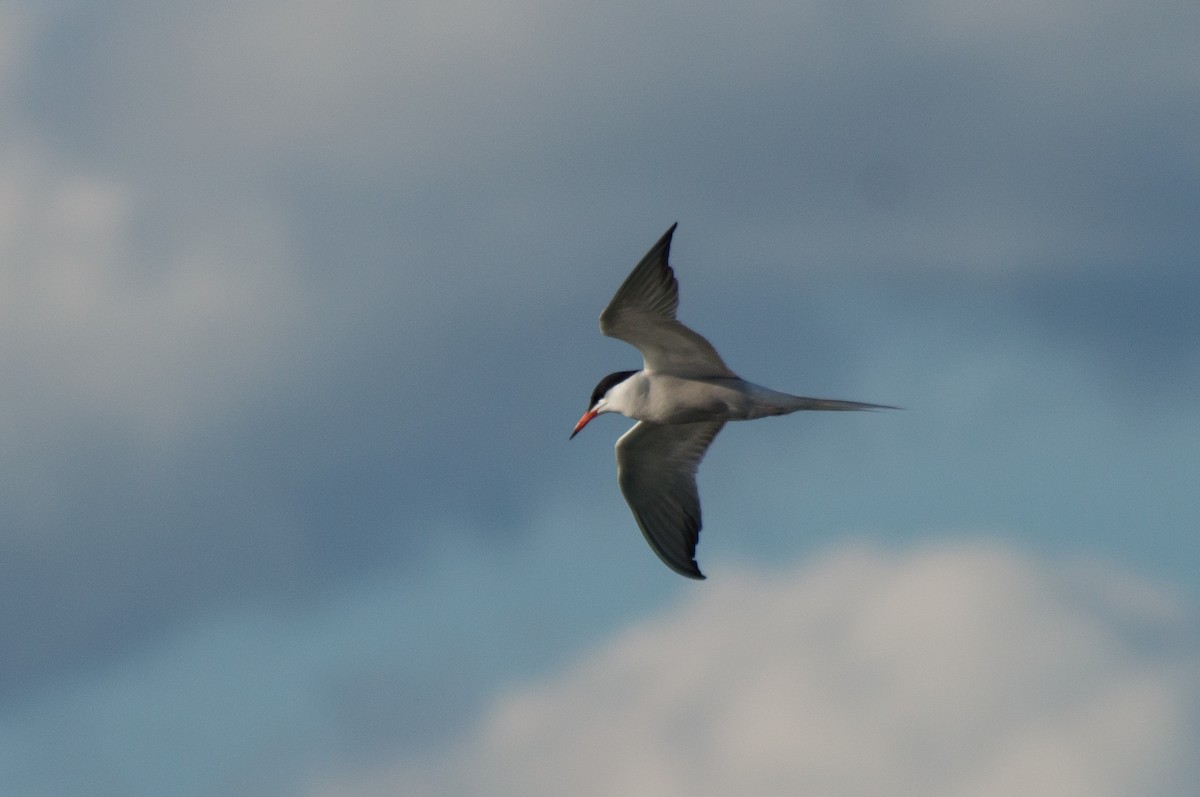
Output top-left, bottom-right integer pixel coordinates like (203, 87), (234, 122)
(570, 370), (638, 439)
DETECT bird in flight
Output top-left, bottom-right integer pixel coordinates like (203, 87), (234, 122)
(571, 223), (893, 579)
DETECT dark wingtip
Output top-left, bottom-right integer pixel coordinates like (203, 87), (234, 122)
(652, 222), (678, 254)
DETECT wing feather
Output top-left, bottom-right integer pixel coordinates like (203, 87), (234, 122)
(599, 224), (735, 378)
(615, 420), (725, 579)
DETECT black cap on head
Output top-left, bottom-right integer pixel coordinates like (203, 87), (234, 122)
(588, 370), (637, 409)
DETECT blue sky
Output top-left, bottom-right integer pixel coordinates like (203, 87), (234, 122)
(2, 1), (1198, 795)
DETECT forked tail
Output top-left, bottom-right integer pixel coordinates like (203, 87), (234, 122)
(785, 396), (898, 412)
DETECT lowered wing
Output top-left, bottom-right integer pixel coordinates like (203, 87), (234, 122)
(615, 419), (725, 579)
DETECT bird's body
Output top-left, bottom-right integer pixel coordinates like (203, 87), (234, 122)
(601, 372), (877, 425)
(571, 223), (892, 579)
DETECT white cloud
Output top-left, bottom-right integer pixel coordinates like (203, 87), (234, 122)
(309, 542), (1200, 797)
(0, 142), (305, 443)
(85, 0), (559, 174)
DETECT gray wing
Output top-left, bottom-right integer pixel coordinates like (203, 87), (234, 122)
(615, 420), (725, 579)
(599, 224), (736, 378)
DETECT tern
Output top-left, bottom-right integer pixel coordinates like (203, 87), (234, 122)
(570, 223), (893, 579)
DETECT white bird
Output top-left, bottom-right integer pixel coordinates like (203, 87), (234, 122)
(571, 223), (893, 579)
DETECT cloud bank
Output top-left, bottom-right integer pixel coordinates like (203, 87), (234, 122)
(312, 542), (1200, 797)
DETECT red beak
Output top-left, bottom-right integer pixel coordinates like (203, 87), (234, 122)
(569, 408), (599, 440)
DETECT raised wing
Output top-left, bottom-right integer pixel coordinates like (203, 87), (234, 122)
(615, 420), (725, 579)
(599, 224), (736, 378)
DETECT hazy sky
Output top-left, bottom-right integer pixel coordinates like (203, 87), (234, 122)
(2, 1), (1198, 795)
